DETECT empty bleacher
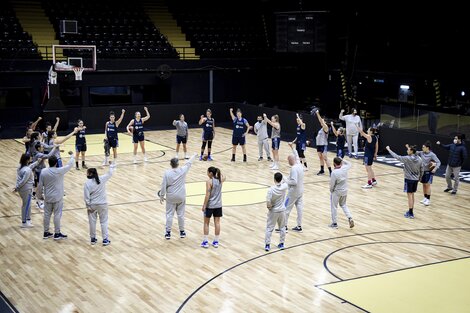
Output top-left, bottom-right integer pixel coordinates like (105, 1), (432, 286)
(43, 0), (178, 59)
(0, 4), (40, 59)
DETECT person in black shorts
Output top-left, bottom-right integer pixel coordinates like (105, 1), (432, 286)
(199, 109), (215, 161)
(103, 109), (125, 165)
(386, 145), (424, 219)
(75, 119), (88, 170)
(290, 113), (308, 170)
(358, 126), (378, 188)
(229, 108), (251, 162)
(201, 166), (226, 248)
(127, 107), (150, 163)
(331, 121), (346, 159)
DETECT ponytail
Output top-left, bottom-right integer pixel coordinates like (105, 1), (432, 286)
(208, 166), (221, 181)
(87, 168), (101, 184)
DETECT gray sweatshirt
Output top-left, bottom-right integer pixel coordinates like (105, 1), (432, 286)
(32, 146), (58, 173)
(173, 120), (188, 137)
(287, 148), (304, 195)
(37, 156), (74, 202)
(159, 154), (196, 203)
(15, 160), (40, 192)
(330, 160), (352, 195)
(389, 150), (424, 181)
(266, 182), (288, 213)
(416, 151), (441, 172)
(84, 166), (114, 207)
(254, 120), (268, 141)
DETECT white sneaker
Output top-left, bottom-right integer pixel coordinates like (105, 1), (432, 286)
(21, 221), (33, 228)
(133, 158), (137, 164)
(419, 198), (426, 204)
(269, 163), (275, 169)
(303, 167), (309, 172)
(26, 220), (34, 227)
(271, 165), (279, 170)
(362, 184), (373, 189)
(144, 157), (148, 162)
(184, 155), (189, 160)
(36, 201), (44, 210)
(423, 198), (430, 206)
(102, 160), (107, 166)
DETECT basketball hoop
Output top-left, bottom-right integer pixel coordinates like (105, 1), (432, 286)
(73, 67), (84, 81)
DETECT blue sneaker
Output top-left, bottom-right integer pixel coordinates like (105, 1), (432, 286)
(404, 211), (415, 219)
(207, 155), (213, 161)
(212, 240), (219, 248)
(103, 239), (111, 246)
(165, 231), (171, 240)
(90, 238), (97, 245)
(277, 243), (285, 250)
(199, 156), (203, 161)
(201, 240), (209, 248)
(265, 244), (270, 251)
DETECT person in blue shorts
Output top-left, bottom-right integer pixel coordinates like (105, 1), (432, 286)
(103, 109), (125, 165)
(199, 109), (215, 161)
(229, 108), (251, 162)
(127, 107), (150, 163)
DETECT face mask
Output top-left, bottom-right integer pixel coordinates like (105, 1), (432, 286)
(87, 175), (94, 179)
(454, 139), (458, 144)
(258, 119), (262, 123)
(353, 111), (357, 115)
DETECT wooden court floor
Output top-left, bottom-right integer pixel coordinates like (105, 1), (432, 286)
(1, 127), (469, 313)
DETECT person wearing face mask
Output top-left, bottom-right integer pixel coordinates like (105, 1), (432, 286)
(254, 115), (271, 162)
(84, 164), (115, 246)
(437, 134), (468, 195)
(386, 145), (424, 219)
(339, 108), (362, 158)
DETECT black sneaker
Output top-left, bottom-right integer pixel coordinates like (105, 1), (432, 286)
(316, 170), (325, 176)
(267, 157), (272, 161)
(180, 230), (186, 238)
(292, 226), (303, 232)
(103, 239), (111, 246)
(91, 238), (97, 245)
(243, 156), (247, 162)
(444, 188), (452, 192)
(53, 232), (68, 240)
(231, 158), (235, 162)
(165, 231), (171, 240)
(258, 157), (263, 161)
(451, 190), (457, 195)
(82, 164), (88, 169)
(348, 218), (355, 228)
(43, 231), (53, 239)
(76, 167), (80, 170)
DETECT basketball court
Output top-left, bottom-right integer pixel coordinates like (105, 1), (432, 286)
(1, 127), (469, 313)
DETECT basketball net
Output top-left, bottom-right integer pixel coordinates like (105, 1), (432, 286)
(73, 67), (84, 81)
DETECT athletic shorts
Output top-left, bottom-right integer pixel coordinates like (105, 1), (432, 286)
(403, 179), (418, 193)
(420, 171), (434, 184)
(363, 155), (374, 166)
(176, 135), (187, 144)
(316, 145), (327, 153)
(108, 137), (119, 148)
(132, 134), (144, 144)
(205, 207), (223, 218)
(296, 142), (306, 158)
(272, 137), (280, 150)
(75, 143), (87, 152)
(232, 136), (246, 146)
(337, 148), (345, 158)
(203, 132), (214, 141)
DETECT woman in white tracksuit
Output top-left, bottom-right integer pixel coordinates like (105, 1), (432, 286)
(84, 164), (115, 246)
(339, 108), (362, 158)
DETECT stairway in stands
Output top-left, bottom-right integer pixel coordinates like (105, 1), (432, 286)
(11, 0), (59, 60)
(142, 0), (199, 60)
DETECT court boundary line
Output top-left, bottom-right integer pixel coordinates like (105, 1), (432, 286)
(175, 227), (470, 312)
(322, 241), (470, 281)
(0, 290), (19, 313)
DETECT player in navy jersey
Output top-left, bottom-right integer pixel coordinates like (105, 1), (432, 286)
(290, 113), (308, 170)
(126, 107), (150, 163)
(229, 108), (251, 162)
(331, 122), (346, 158)
(103, 109), (125, 165)
(75, 119), (88, 170)
(199, 109), (215, 161)
(358, 126), (378, 188)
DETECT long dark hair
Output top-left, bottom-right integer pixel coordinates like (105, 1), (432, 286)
(19, 153), (30, 168)
(208, 166), (221, 181)
(87, 168), (100, 184)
